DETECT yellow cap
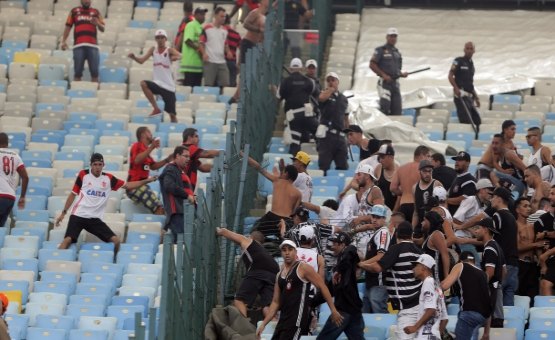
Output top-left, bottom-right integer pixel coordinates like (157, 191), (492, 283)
(291, 151), (311, 166)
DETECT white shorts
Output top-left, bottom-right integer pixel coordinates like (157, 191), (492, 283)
(396, 305), (419, 340)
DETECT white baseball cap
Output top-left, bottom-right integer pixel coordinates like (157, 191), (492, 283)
(290, 58), (303, 68)
(305, 59), (317, 68)
(412, 254), (436, 269)
(325, 72), (339, 80)
(386, 27), (398, 35)
(280, 239), (297, 249)
(355, 163), (377, 180)
(432, 186), (447, 202)
(476, 178), (494, 190)
(298, 224), (315, 240)
(155, 29), (167, 38)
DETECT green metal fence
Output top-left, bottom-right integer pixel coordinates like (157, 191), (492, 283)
(144, 2), (286, 339)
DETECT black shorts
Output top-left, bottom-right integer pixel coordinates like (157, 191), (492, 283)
(253, 211), (292, 241)
(235, 270), (276, 307)
(64, 215), (117, 243)
(144, 80), (176, 115)
(543, 259), (555, 284)
(399, 203), (415, 223)
(240, 39), (256, 64)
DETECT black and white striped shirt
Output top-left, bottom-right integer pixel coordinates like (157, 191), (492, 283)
(378, 241), (423, 310)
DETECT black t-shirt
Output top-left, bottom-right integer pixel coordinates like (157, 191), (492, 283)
(534, 212), (555, 263)
(319, 92), (348, 131)
(332, 245), (362, 314)
(432, 165), (457, 193)
(481, 239), (505, 283)
(447, 172), (477, 215)
(452, 56), (475, 93)
(284, 0), (306, 29)
(492, 209), (518, 266)
(279, 72), (318, 112)
(459, 262), (492, 318)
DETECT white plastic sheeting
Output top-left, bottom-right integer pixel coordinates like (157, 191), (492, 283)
(344, 8), (555, 155)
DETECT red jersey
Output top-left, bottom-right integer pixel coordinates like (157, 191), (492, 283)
(236, 0), (259, 11)
(65, 6), (104, 47)
(224, 26), (242, 61)
(174, 15), (195, 48)
(183, 143), (204, 189)
(128, 142), (154, 182)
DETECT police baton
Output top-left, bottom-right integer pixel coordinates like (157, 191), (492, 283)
(406, 67), (431, 75)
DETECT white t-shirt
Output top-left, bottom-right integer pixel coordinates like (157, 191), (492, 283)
(296, 247), (319, 272)
(152, 47), (175, 92)
(0, 148), (25, 200)
(453, 196), (486, 238)
(318, 206), (336, 224)
(541, 164), (555, 186)
(334, 193), (359, 227)
(71, 170), (125, 219)
(294, 171), (313, 202)
(201, 23), (228, 64)
(415, 276), (447, 340)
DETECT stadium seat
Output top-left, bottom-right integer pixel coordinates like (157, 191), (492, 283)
(78, 250), (115, 269)
(80, 273), (118, 295)
(529, 318), (555, 331)
(69, 329), (109, 340)
(33, 281), (75, 297)
(0, 279), (30, 304)
(66, 304), (106, 319)
(35, 314), (76, 331)
(78, 316), (117, 339)
(99, 67), (128, 83)
(116, 251), (154, 267)
(29, 292), (68, 306)
(2, 258), (39, 280)
(84, 262), (124, 287)
(25, 302), (66, 326)
(525, 329), (555, 340)
(5, 314), (30, 340)
(117, 286), (156, 308)
(107, 305), (145, 329)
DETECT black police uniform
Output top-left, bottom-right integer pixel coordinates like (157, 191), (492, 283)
(279, 71), (319, 156)
(451, 56), (482, 126)
(371, 44), (403, 115)
(317, 90), (349, 173)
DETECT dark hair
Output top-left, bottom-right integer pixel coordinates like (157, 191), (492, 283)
(526, 164), (541, 176)
(284, 164), (298, 182)
(0, 133), (8, 147)
(539, 197), (551, 210)
(501, 120), (516, 135)
(214, 6), (225, 14)
(173, 145), (189, 158)
(515, 196), (529, 208)
(250, 230), (265, 243)
(184, 1), (193, 13)
(414, 145), (430, 158)
(492, 133), (504, 141)
(424, 210), (444, 234)
(431, 153), (446, 166)
(293, 207), (309, 222)
(136, 126), (148, 141)
(182, 128), (197, 142)
(224, 14), (231, 25)
(322, 199), (339, 211)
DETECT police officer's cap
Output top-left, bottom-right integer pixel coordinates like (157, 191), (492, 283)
(386, 27), (398, 36)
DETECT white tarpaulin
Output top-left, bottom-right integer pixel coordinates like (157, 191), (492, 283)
(345, 8), (555, 155)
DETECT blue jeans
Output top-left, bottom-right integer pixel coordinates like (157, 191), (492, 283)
(458, 244), (481, 267)
(455, 310), (486, 340)
(316, 311), (364, 340)
(494, 171), (525, 197)
(503, 264), (519, 306)
(73, 45), (100, 78)
(0, 197), (15, 228)
(362, 285), (388, 313)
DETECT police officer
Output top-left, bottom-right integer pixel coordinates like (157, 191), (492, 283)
(448, 41), (481, 127)
(305, 59), (321, 116)
(370, 27), (408, 116)
(317, 72), (349, 174)
(279, 57), (319, 156)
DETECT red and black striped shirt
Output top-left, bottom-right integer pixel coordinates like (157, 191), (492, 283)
(66, 6), (104, 47)
(224, 25), (242, 62)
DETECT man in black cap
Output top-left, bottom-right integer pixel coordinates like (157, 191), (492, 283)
(55, 153), (157, 251)
(344, 124), (381, 162)
(316, 231), (364, 339)
(447, 151), (477, 216)
(431, 153), (457, 191)
(359, 221), (423, 340)
(474, 217), (505, 328)
(491, 186), (518, 306)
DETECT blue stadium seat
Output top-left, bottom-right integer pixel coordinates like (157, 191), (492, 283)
(529, 317), (555, 331)
(119, 243), (156, 255)
(68, 112), (98, 123)
(31, 133), (64, 148)
(7, 132), (27, 144)
(362, 313), (397, 338)
(478, 131), (495, 141)
(111, 296), (149, 318)
(20, 195), (47, 210)
(40, 271), (78, 292)
(525, 329), (555, 340)
(78, 250), (115, 271)
(131, 214), (166, 224)
(66, 304), (106, 318)
(493, 94), (522, 104)
(63, 121), (94, 131)
(535, 296), (555, 308)
(136, 1), (161, 8)
(35, 314), (75, 331)
(33, 281), (75, 297)
(70, 295), (107, 308)
(22, 150), (52, 163)
(14, 209), (49, 222)
(1, 40), (28, 50)
(131, 115), (162, 125)
(0, 280), (30, 304)
(80, 243), (115, 252)
(38, 249), (77, 271)
(8, 140), (25, 153)
(192, 86), (220, 96)
(445, 131), (474, 149)
(424, 131), (443, 140)
(504, 318), (525, 340)
(5, 314), (30, 340)
(38, 64), (65, 82)
(113, 330), (136, 340)
(75, 283), (113, 306)
(39, 80), (69, 89)
(55, 151), (88, 163)
(312, 176), (343, 191)
(83, 262), (124, 287)
(95, 120), (125, 131)
(64, 134), (95, 148)
(80, 273), (118, 295)
(128, 20), (155, 29)
(99, 67), (128, 83)
(69, 329), (109, 340)
(312, 186), (339, 198)
(116, 251), (154, 267)
(107, 305), (145, 329)
(125, 232), (159, 250)
(158, 122), (187, 134)
(2, 258), (39, 280)
(191, 124), (221, 134)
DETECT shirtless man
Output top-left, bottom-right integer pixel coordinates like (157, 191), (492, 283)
(515, 197), (542, 300)
(390, 145), (431, 222)
(525, 164), (551, 212)
(229, 0), (268, 103)
(246, 155), (302, 243)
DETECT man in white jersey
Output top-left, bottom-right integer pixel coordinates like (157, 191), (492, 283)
(296, 224), (325, 279)
(55, 153), (157, 251)
(128, 29), (181, 122)
(291, 151), (313, 202)
(541, 150), (555, 185)
(404, 254), (447, 340)
(526, 127), (552, 168)
(0, 133), (28, 227)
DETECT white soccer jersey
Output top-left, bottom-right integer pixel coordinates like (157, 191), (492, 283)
(71, 170), (125, 219)
(294, 171), (313, 202)
(153, 47), (175, 92)
(0, 148), (25, 200)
